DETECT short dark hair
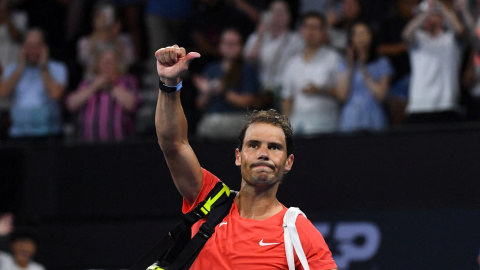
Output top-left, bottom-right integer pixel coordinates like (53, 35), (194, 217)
(9, 230), (38, 245)
(301, 11), (327, 29)
(237, 109), (294, 156)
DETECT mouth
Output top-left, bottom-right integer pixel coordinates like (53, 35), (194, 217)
(250, 162), (275, 170)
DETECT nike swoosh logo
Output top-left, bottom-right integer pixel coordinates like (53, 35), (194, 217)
(219, 222), (228, 228)
(259, 239), (280, 246)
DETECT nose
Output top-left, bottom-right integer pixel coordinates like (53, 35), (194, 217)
(258, 145), (269, 160)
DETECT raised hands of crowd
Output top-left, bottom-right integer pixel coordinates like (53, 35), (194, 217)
(0, 212), (14, 236)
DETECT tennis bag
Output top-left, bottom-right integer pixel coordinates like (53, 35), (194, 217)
(130, 182), (235, 270)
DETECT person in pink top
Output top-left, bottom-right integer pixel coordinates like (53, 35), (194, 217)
(67, 48), (140, 142)
(154, 44), (337, 269)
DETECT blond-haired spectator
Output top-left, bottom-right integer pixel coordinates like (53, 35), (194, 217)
(67, 48), (141, 142)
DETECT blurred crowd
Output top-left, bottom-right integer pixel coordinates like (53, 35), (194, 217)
(1, 0), (480, 143)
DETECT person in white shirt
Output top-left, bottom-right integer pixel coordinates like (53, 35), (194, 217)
(243, 0), (303, 110)
(281, 12), (342, 135)
(0, 230), (45, 270)
(402, 0), (464, 123)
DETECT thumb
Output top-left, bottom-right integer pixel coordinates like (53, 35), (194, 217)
(183, 52), (201, 67)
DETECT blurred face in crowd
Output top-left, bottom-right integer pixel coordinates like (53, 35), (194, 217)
(270, 1), (291, 29)
(94, 4), (115, 31)
(343, 0), (361, 20)
(219, 30), (243, 61)
(23, 30), (46, 65)
(424, 13), (443, 36)
(11, 239), (36, 267)
(97, 50), (119, 78)
(351, 22), (372, 51)
(301, 16), (326, 48)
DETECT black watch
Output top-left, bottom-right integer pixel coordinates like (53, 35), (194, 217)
(159, 79), (183, 93)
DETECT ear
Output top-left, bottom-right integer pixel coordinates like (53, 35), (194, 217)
(235, 148), (241, 167)
(284, 154), (294, 173)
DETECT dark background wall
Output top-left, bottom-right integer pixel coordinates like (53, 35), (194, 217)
(1, 128), (480, 269)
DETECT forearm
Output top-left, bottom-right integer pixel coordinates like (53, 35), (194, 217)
(337, 71), (353, 101)
(6, 20), (22, 41)
(112, 89), (137, 112)
(0, 67), (23, 98)
(362, 71), (389, 101)
(244, 36), (262, 64)
(155, 82), (189, 154)
(196, 92), (212, 111)
(442, 8), (464, 35)
(402, 12), (429, 42)
(66, 85), (97, 111)
(225, 91), (256, 108)
(234, 0), (260, 23)
(41, 70), (65, 100)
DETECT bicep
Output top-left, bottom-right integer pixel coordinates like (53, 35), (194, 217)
(162, 143), (204, 205)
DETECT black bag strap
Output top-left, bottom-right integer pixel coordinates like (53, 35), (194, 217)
(130, 182), (235, 270)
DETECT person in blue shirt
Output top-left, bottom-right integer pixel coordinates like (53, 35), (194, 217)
(337, 21), (393, 133)
(0, 28), (67, 139)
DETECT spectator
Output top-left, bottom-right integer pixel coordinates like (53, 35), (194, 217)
(0, 28), (67, 139)
(66, 48), (141, 142)
(0, 0), (27, 134)
(0, 230), (45, 270)
(0, 0), (27, 69)
(183, 0), (256, 74)
(326, 0), (363, 54)
(281, 12), (342, 136)
(378, 0), (419, 125)
(244, 0), (303, 110)
(77, 2), (136, 73)
(193, 28), (259, 139)
(402, 0), (464, 123)
(337, 21), (393, 132)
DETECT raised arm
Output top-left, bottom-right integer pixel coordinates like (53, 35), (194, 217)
(402, 11), (429, 44)
(155, 45), (202, 205)
(441, 5), (464, 36)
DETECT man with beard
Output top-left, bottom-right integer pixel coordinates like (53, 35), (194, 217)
(154, 45), (337, 269)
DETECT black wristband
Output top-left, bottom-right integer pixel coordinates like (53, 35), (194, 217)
(159, 79), (182, 93)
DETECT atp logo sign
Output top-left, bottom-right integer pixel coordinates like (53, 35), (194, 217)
(314, 222), (381, 269)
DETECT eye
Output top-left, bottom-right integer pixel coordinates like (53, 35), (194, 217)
(269, 144), (282, 151)
(248, 142), (259, 148)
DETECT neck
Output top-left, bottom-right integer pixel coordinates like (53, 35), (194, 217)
(304, 45), (321, 62)
(236, 180), (283, 220)
(15, 257), (28, 268)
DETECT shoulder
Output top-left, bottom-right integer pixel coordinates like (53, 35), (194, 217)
(28, 261), (46, 270)
(48, 60), (67, 71)
(182, 168), (221, 213)
(3, 63), (18, 78)
(294, 214), (329, 249)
